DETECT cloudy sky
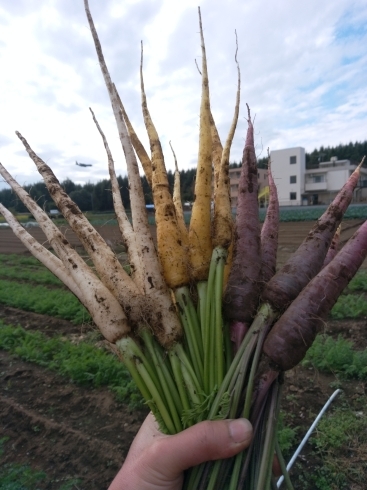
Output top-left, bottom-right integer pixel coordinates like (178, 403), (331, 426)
(0, 0), (366, 191)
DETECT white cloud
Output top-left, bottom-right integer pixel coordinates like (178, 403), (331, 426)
(0, 0), (367, 192)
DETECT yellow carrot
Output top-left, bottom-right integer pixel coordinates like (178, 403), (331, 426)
(188, 7), (213, 281)
(140, 42), (190, 289)
(210, 110), (223, 192)
(170, 141), (189, 250)
(212, 32), (240, 249)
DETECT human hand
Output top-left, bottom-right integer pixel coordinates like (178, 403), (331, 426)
(109, 412), (253, 490)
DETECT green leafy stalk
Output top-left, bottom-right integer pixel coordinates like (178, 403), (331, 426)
(175, 286), (204, 385)
(214, 247), (227, 386)
(169, 350), (192, 422)
(254, 382), (280, 490)
(140, 329), (183, 432)
(275, 439), (295, 490)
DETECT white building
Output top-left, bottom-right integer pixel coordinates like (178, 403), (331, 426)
(270, 147), (367, 206)
(270, 147), (306, 206)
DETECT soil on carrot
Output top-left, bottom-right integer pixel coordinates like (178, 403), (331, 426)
(1, 305), (366, 489)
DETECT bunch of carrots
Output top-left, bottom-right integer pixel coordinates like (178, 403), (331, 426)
(1, 2), (366, 488)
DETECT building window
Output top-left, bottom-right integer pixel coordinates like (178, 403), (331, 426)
(290, 156), (297, 164)
(290, 192), (297, 200)
(290, 175), (297, 184)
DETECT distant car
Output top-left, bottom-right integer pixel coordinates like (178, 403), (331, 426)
(49, 209), (61, 219)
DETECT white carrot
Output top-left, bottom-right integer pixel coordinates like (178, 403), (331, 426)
(84, 0), (183, 344)
(113, 84), (153, 187)
(89, 107), (145, 293)
(0, 168), (130, 343)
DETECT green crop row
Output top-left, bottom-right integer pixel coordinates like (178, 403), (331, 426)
(0, 264), (63, 286)
(0, 280), (90, 324)
(0, 322), (143, 408)
(331, 294), (367, 319)
(0, 253), (42, 267)
(303, 334), (367, 379)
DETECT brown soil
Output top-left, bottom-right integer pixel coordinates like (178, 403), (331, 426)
(2, 308), (366, 489)
(1, 220), (366, 267)
(0, 307), (148, 489)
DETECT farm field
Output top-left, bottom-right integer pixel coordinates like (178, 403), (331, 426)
(1, 219), (367, 489)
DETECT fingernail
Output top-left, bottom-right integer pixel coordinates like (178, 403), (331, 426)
(228, 419), (253, 443)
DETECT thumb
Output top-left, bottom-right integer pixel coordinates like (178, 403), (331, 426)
(156, 418), (253, 477)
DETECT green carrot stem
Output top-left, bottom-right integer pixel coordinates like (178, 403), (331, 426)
(188, 303), (278, 488)
(124, 336), (162, 392)
(175, 286), (204, 385)
(255, 382), (279, 490)
(136, 360), (176, 434)
(141, 330), (183, 413)
(169, 350), (191, 415)
(208, 302), (275, 420)
(214, 249), (226, 386)
(140, 330), (183, 432)
(197, 280), (208, 345)
(201, 247), (227, 394)
(205, 461), (222, 490)
(174, 344), (203, 403)
(116, 338), (152, 403)
(209, 297), (216, 391)
(275, 439), (295, 490)
(180, 359), (201, 406)
(223, 320), (233, 372)
(116, 338), (169, 433)
(242, 306), (276, 419)
(204, 248), (220, 391)
(228, 338), (255, 418)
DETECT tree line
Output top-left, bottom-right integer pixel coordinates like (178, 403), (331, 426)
(0, 169), (196, 214)
(1, 140), (366, 213)
(255, 140), (367, 169)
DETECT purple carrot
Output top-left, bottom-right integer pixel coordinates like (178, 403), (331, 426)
(261, 160), (363, 312)
(259, 155), (279, 285)
(322, 224), (341, 268)
(223, 106), (261, 351)
(263, 218), (367, 371)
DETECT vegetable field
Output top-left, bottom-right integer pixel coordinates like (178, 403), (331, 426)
(1, 220), (367, 489)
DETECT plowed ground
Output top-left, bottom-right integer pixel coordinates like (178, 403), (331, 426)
(1, 220), (367, 489)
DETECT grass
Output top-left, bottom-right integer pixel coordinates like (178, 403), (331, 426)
(346, 270), (367, 291)
(331, 294), (367, 319)
(0, 253), (44, 267)
(0, 322), (143, 408)
(0, 280), (91, 324)
(308, 397), (367, 490)
(281, 335), (367, 489)
(303, 334), (367, 379)
(0, 264), (64, 286)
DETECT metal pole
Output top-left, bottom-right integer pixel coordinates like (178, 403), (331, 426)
(277, 389), (342, 488)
